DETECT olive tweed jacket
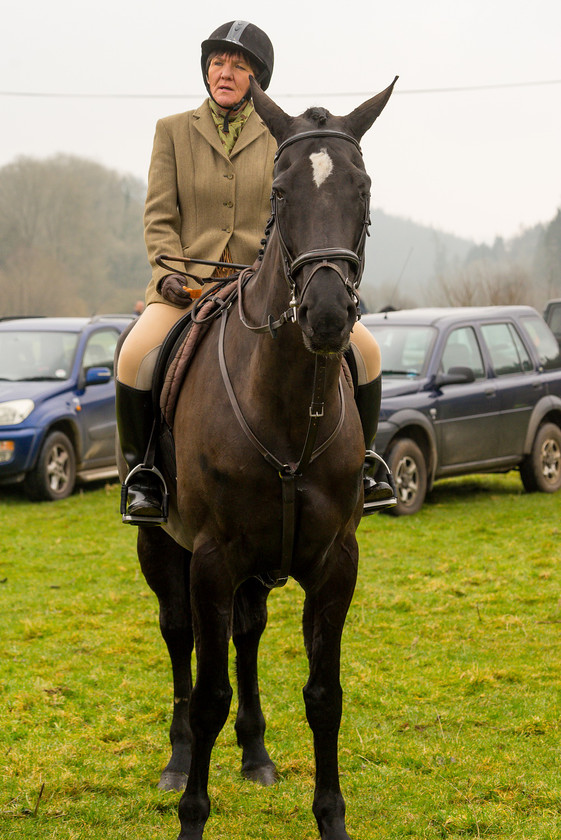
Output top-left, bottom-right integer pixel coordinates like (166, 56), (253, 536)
(143, 99), (277, 305)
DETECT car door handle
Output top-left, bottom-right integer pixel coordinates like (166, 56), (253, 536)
(484, 388), (497, 397)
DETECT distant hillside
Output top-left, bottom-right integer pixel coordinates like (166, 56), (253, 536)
(360, 209), (476, 311)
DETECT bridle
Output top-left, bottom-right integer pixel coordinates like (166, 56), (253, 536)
(238, 128), (371, 336)
(272, 129), (371, 312)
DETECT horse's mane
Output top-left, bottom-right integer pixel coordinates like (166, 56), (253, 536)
(302, 107), (331, 126)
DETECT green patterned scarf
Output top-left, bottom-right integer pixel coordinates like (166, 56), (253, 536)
(209, 99), (254, 155)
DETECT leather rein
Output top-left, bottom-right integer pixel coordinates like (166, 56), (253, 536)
(219, 128), (369, 588)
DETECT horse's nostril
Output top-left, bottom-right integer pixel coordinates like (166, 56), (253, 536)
(298, 305), (312, 334)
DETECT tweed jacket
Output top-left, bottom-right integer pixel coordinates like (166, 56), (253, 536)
(144, 99), (277, 305)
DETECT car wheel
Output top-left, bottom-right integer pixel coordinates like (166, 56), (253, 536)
(386, 437), (427, 516)
(520, 422), (561, 493)
(24, 431), (77, 501)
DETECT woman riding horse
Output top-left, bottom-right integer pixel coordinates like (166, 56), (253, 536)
(116, 19), (395, 524)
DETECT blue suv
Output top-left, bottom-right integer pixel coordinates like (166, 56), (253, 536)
(0, 315), (133, 500)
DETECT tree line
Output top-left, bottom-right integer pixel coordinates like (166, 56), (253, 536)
(428, 214), (561, 309)
(0, 155), (148, 317)
(0, 154), (559, 317)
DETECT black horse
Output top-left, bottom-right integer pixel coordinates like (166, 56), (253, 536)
(135, 76), (397, 840)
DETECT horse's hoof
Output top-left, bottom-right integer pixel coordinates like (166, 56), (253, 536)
(242, 762), (278, 786)
(158, 770), (188, 792)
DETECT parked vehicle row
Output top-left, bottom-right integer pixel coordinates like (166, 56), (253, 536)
(3, 306), (561, 515)
(0, 315), (133, 500)
(364, 305), (561, 514)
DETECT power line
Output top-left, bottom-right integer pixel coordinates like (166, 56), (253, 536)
(1, 79), (561, 100)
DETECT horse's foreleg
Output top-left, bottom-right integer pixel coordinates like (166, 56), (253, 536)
(233, 577), (277, 785)
(177, 541), (234, 840)
(302, 540), (358, 840)
(137, 527), (193, 792)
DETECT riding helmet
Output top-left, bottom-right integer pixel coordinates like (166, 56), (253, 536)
(201, 20), (274, 91)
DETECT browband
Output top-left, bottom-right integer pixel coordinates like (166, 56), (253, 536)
(274, 130), (363, 162)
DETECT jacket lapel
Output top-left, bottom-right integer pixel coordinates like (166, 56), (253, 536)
(192, 100), (272, 159)
(230, 110), (269, 158)
(192, 101), (229, 159)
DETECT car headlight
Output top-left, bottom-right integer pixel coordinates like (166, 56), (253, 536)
(0, 399), (35, 425)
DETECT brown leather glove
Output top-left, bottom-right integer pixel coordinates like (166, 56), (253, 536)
(159, 274), (193, 307)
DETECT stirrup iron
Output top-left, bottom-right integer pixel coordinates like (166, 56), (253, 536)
(363, 449), (397, 513)
(120, 464), (170, 525)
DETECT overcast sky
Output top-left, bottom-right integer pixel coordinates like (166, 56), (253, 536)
(1, 0), (560, 244)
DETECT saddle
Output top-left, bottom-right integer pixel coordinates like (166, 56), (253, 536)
(146, 277), (241, 480)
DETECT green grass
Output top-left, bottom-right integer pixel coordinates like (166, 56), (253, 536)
(1, 474), (561, 839)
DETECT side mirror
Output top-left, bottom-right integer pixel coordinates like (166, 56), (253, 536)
(434, 366), (475, 388)
(85, 366), (112, 385)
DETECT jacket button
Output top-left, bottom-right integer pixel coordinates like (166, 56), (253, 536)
(223, 201), (233, 207)
(225, 173), (234, 180)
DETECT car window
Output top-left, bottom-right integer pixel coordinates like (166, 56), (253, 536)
(0, 330), (78, 381)
(440, 327), (485, 379)
(546, 306), (561, 337)
(82, 330), (119, 377)
(520, 315), (561, 370)
(480, 322), (532, 376)
(367, 325), (436, 377)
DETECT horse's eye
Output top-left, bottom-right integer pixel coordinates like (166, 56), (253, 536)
(274, 188), (285, 202)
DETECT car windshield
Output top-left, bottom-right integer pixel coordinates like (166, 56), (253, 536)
(0, 330), (79, 381)
(366, 324), (437, 377)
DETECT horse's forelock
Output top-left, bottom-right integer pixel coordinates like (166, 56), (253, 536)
(302, 107), (331, 126)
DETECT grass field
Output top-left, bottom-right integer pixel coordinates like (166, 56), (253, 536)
(1, 474), (561, 839)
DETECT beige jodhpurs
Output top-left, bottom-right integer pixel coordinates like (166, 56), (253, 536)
(117, 302), (381, 390)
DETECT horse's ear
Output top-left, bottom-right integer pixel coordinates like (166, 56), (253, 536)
(344, 76), (399, 141)
(250, 77), (292, 143)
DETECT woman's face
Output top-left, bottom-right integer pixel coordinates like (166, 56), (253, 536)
(207, 51), (254, 110)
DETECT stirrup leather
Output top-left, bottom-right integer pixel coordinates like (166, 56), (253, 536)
(120, 464), (170, 525)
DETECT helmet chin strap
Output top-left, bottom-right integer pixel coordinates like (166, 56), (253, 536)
(210, 91), (251, 133)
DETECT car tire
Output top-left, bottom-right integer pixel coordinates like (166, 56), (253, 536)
(520, 422), (561, 494)
(24, 430), (77, 501)
(386, 437), (427, 516)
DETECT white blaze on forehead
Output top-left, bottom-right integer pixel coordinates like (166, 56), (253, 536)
(309, 148), (333, 188)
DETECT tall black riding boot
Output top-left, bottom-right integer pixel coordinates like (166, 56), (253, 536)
(356, 375), (397, 515)
(116, 380), (168, 525)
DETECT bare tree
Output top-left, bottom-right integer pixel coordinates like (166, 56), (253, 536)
(431, 259), (536, 308)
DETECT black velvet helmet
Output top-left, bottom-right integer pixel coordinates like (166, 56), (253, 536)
(201, 20), (274, 92)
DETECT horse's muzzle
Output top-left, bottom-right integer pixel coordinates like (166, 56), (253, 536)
(297, 281), (357, 354)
